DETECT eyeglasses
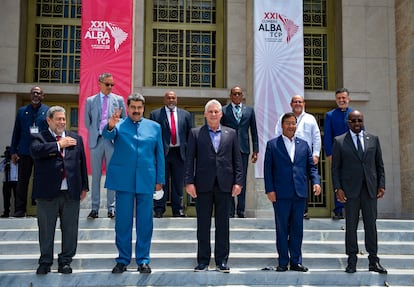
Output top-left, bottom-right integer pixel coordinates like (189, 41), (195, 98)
(101, 82), (115, 87)
(31, 91), (42, 95)
(292, 101), (303, 104)
(231, 92), (242, 96)
(348, 119), (363, 123)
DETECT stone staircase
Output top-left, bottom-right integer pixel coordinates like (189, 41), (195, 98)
(0, 211), (413, 287)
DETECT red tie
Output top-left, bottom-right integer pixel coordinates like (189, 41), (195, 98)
(170, 109), (177, 145)
(56, 135), (65, 179)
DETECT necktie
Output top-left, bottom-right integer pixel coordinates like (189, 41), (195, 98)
(56, 135), (66, 179)
(100, 95), (108, 132)
(170, 109), (177, 145)
(357, 134), (364, 159)
(235, 105), (241, 123)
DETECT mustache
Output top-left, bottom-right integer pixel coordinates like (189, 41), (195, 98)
(132, 112), (141, 116)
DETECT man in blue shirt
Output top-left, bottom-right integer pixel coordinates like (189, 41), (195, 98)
(10, 86), (49, 217)
(323, 88), (353, 220)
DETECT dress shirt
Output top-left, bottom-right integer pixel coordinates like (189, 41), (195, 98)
(282, 135), (296, 162)
(208, 125), (222, 153)
(350, 130), (364, 151)
(164, 106), (180, 147)
(49, 129), (68, 190)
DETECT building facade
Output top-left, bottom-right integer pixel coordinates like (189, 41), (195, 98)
(0, 0), (412, 218)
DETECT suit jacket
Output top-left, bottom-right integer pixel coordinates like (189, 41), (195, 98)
(30, 130), (89, 200)
(221, 104), (259, 154)
(149, 107), (193, 161)
(184, 125), (243, 193)
(264, 136), (320, 199)
(84, 92), (126, 148)
(331, 131), (385, 199)
(103, 117), (165, 194)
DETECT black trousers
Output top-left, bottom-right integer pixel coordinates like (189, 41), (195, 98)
(15, 155), (34, 214)
(2, 181), (17, 215)
(36, 192), (80, 266)
(196, 185), (231, 265)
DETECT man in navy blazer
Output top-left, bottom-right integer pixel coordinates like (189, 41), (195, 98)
(150, 91), (192, 217)
(185, 99), (243, 273)
(84, 72), (126, 219)
(221, 86), (259, 218)
(31, 106), (88, 275)
(332, 110), (387, 274)
(264, 112), (321, 272)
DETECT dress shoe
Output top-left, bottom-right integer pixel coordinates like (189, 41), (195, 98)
(87, 210), (98, 219)
(194, 263), (208, 272)
(345, 264), (356, 273)
(276, 265), (288, 272)
(107, 211), (115, 219)
(173, 210), (186, 217)
(303, 212), (310, 220)
(13, 211), (25, 218)
(229, 214), (235, 218)
(290, 264), (308, 272)
(0, 213), (9, 218)
(332, 212), (344, 220)
(215, 263), (230, 273)
(369, 262), (387, 274)
(112, 263), (127, 273)
(154, 211), (163, 218)
(58, 264), (72, 274)
(237, 212), (245, 218)
(137, 263), (152, 273)
(36, 264), (51, 275)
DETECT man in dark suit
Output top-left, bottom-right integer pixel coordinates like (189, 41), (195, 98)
(30, 106), (88, 275)
(84, 72), (126, 219)
(264, 112), (321, 272)
(221, 86), (259, 218)
(332, 110), (387, 274)
(10, 86), (49, 217)
(185, 99), (243, 273)
(150, 90), (192, 217)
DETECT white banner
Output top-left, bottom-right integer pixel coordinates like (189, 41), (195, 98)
(254, 0), (304, 177)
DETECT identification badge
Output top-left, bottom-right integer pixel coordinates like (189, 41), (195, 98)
(30, 126), (39, 134)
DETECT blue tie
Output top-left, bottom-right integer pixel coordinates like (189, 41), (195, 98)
(235, 105), (241, 123)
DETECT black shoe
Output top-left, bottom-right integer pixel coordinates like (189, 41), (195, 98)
(276, 265), (288, 272)
(58, 264), (72, 274)
(107, 211), (115, 219)
(345, 264), (356, 273)
(112, 263), (127, 273)
(332, 212), (344, 220)
(237, 212), (245, 218)
(290, 264), (308, 272)
(0, 213), (9, 218)
(215, 263), (230, 273)
(303, 213), (310, 220)
(173, 210), (186, 217)
(36, 264), (51, 275)
(13, 211), (25, 218)
(154, 211), (163, 218)
(369, 262), (387, 274)
(229, 214), (235, 218)
(87, 210), (98, 219)
(137, 263), (152, 273)
(194, 263), (208, 272)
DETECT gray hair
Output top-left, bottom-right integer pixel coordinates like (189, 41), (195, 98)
(98, 72), (113, 82)
(204, 99), (222, 113)
(127, 93), (145, 106)
(47, 106), (66, 119)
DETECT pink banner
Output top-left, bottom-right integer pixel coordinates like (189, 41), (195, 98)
(79, 0), (134, 172)
(254, 0), (304, 177)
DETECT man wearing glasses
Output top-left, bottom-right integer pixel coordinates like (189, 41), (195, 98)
(10, 86), (49, 217)
(331, 110), (387, 274)
(221, 86), (259, 218)
(84, 72), (126, 219)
